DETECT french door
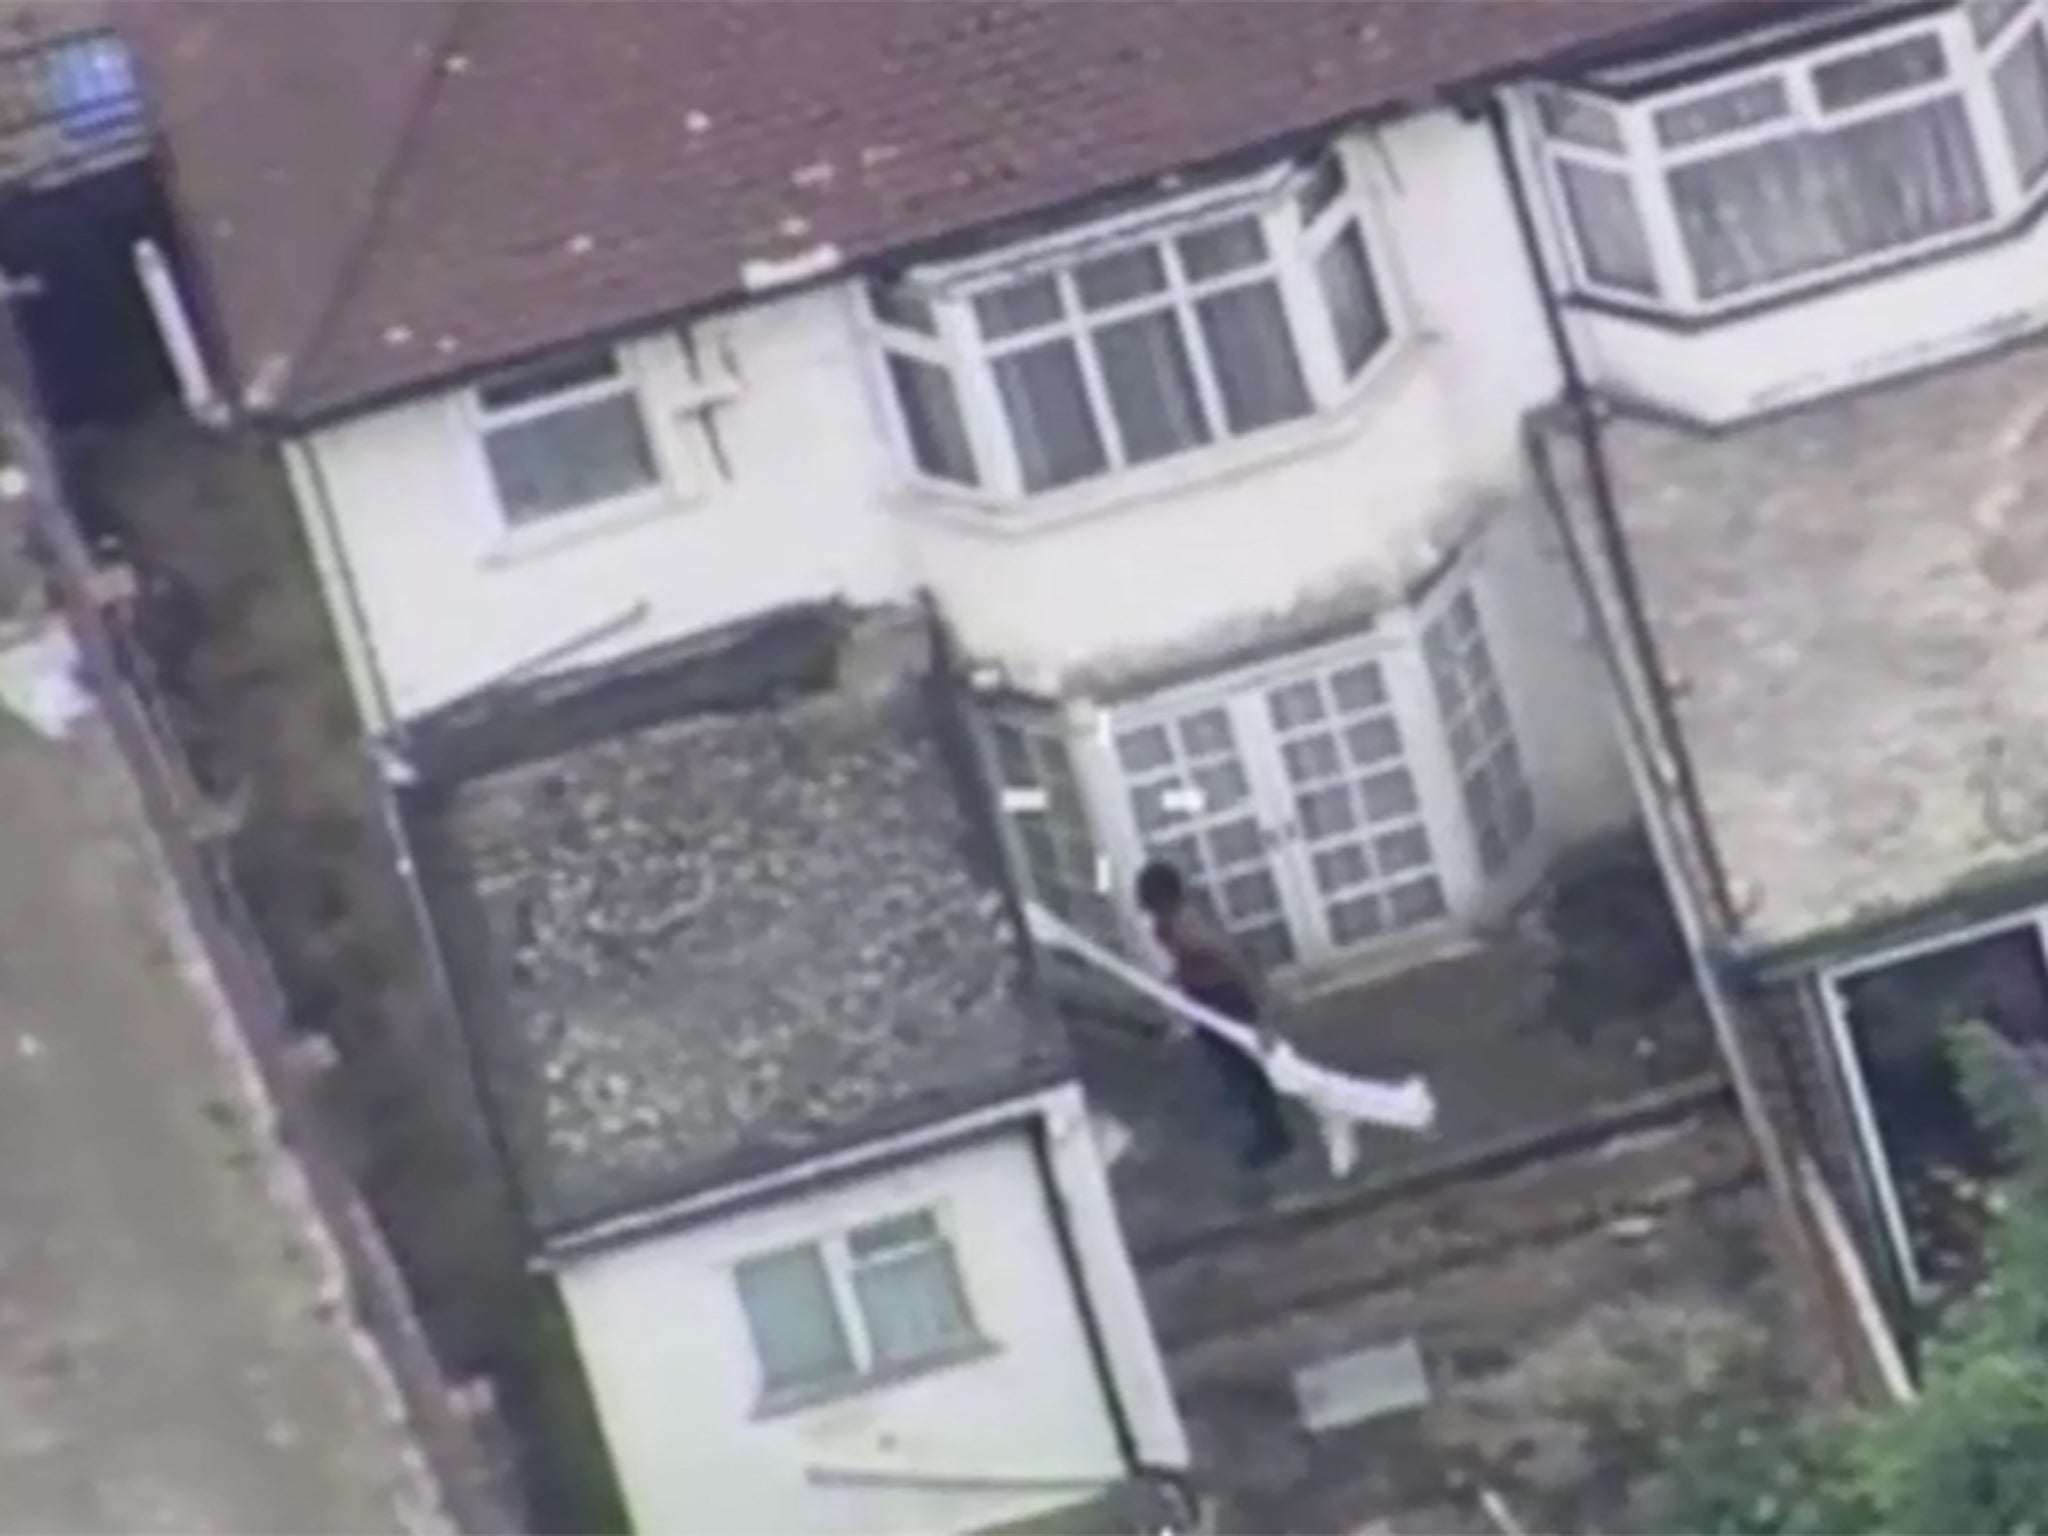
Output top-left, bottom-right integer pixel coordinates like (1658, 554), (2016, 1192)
(1108, 631), (1474, 974)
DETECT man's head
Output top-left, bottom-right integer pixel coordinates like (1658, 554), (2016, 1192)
(1135, 859), (1187, 917)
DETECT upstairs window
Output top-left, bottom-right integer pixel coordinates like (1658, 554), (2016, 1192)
(473, 347), (659, 525)
(870, 148), (1393, 501)
(1532, 0), (2048, 311)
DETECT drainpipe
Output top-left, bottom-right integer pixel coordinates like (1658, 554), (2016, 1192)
(133, 238), (226, 426)
(1024, 1116), (1199, 1529)
(283, 436), (401, 735)
(1482, 95), (1896, 1390)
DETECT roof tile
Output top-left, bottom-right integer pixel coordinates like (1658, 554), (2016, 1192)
(126, 0), (1726, 420)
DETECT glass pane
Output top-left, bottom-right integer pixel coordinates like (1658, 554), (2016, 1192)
(1555, 160), (1659, 297)
(1220, 869), (1282, 920)
(1535, 86), (1626, 153)
(1972, 0), (2033, 42)
(482, 394), (657, 523)
(849, 1210), (941, 1259)
(1314, 844), (1370, 894)
(1179, 708), (1235, 756)
(974, 275), (1063, 338)
(1117, 724), (1173, 772)
(886, 354), (978, 485)
(1670, 97), (1991, 299)
(1268, 680), (1326, 730)
(994, 340), (1109, 490)
(989, 721), (1037, 786)
(1283, 733), (1343, 782)
(1995, 24), (2048, 189)
(1180, 217), (1269, 280)
(477, 347), (620, 410)
(1317, 221), (1391, 377)
(1195, 284), (1313, 434)
(1074, 247), (1168, 309)
(869, 280), (936, 335)
(1330, 663), (1386, 710)
(1328, 894), (1386, 945)
(1297, 152), (1349, 221)
(1388, 877), (1448, 928)
(1207, 818), (1264, 865)
(1092, 311), (1212, 464)
(1193, 759), (1250, 810)
(1343, 716), (1402, 766)
(853, 1239), (976, 1369)
(736, 1245), (855, 1393)
(1376, 825), (1433, 874)
(1298, 786), (1356, 839)
(1652, 77), (1791, 147)
(1360, 769), (1418, 819)
(1813, 34), (1948, 112)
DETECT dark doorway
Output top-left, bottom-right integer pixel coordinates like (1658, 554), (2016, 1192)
(1834, 923), (2048, 1307)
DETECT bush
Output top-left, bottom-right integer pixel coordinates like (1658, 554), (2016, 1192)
(1647, 1021), (2048, 1535)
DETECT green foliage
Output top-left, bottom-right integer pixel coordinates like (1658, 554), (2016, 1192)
(1646, 1021), (2048, 1535)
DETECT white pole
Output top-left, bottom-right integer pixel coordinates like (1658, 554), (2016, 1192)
(132, 238), (222, 422)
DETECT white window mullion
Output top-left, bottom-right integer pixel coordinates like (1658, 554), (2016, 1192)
(1269, 204), (1346, 407)
(1967, 12), (2031, 208)
(944, 301), (1025, 498)
(1625, 104), (1701, 310)
(821, 1238), (876, 1375)
(1160, 241), (1231, 437)
(1062, 274), (1128, 468)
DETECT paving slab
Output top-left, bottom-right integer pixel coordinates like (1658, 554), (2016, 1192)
(0, 699), (438, 1534)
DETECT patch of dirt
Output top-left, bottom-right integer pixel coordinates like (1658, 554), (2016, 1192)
(1157, 1109), (1842, 1535)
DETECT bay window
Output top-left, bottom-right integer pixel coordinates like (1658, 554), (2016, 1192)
(870, 147), (1393, 501)
(1532, 0), (2048, 311)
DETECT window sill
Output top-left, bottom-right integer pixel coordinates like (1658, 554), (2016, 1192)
(891, 332), (1440, 541)
(750, 1336), (1000, 1421)
(475, 485), (696, 571)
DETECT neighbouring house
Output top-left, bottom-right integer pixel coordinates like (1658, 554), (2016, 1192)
(0, 3), (159, 428)
(1524, 0), (2048, 1367)
(397, 600), (1186, 1535)
(107, 0), (2016, 1523)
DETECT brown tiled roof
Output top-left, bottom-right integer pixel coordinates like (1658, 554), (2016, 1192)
(125, 0), (1724, 424)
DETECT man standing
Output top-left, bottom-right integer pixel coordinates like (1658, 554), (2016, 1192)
(1135, 859), (1295, 1173)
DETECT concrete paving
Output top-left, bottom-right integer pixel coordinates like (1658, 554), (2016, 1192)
(0, 698), (438, 1533)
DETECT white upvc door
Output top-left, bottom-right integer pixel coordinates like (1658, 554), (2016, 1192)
(1099, 625), (1483, 975)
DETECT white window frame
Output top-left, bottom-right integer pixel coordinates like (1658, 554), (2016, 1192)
(1087, 573), (1532, 975)
(864, 143), (1401, 505)
(1529, 0), (2048, 315)
(733, 1204), (986, 1410)
(467, 344), (666, 532)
